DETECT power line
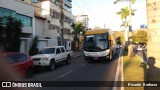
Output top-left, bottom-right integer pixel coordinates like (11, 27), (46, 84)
(80, 0), (97, 26)
(73, 0), (83, 14)
(82, 0), (108, 28)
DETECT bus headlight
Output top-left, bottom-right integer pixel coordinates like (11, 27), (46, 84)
(84, 51), (89, 56)
(102, 50), (110, 56)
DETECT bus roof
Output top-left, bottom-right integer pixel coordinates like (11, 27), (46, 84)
(85, 29), (110, 35)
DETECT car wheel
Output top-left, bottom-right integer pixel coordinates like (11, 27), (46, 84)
(26, 67), (33, 78)
(49, 60), (55, 71)
(65, 56), (71, 65)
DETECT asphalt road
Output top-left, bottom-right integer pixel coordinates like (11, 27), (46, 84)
(28, 48), (122, 90)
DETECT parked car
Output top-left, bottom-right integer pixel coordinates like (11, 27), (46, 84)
(137, 45), (143, 50)
(32, 46), (73, 70)
(2, 52), (34, 78)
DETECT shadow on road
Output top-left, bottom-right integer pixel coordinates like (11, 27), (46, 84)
(144, 57), (160, 90)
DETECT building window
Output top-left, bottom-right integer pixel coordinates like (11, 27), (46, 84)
(51, 9), (60, 19)
(64, 4), (72, 12)
(0, 7), (16, 17)
(30, 0), (38, 2)
(16, 14), (32, 27)
(63, 28), (71, 35)
(49, 24), (59, 31)
(54, 0), (60, 6)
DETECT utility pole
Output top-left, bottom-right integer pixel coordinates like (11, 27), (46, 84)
(59, 0), (64, 46)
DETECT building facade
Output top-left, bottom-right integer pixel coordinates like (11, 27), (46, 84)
(0, 0), (35, 38)
(76, 15), (89, 29)
(147, 0), (160, 62)
(32, 0), (76, 50)
(0, 0), (75, 52)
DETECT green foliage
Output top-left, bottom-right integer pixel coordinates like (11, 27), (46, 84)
(114, 0), (136, 4)
(115, 0), (136, 29)
(71, 22), (85, 41)
(132, 29), (147, 44)
(0, 16), (23, 52)
(0, 18), (4, 47)
(29, 36), (39, 56)
(116, 6), (136, 28)
(113, 31), (124, 44)
(116, 6), (136, 20)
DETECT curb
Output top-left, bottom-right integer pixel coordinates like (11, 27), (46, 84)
(121, 50), (124, 90)
(112, 48), (123, 90)
(134, 52), (147, 64)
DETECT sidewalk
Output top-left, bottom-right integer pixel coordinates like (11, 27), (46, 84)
(72, 50), (83, 58)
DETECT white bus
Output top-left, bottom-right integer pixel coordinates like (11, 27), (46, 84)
(83, 29), (116, 62)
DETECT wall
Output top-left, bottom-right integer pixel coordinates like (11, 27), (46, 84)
(147, 0), (160, 60)
(20, 38), (58, 54)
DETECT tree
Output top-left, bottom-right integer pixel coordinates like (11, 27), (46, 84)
(0, 18), (4, 49)
(116, 6), (136, 29)
(114, 0), (136, 57)
(0, 16), (23, 52)
(114, 0), (136, 46)
(29, 36), (39, 56)
(71, 22), (85, 41)
(132, 29), (147, 44)
(71, 22), (85, 50)
(113, 31), (125, 44)
(116, 6), (135, 47)
(114, 0), (136, 4)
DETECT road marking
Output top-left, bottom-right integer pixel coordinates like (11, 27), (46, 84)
(112, 48), (122, 90)
(59, 70), (73, 78)
(121, 50), (124, 90)
(81, 63), (87, 66)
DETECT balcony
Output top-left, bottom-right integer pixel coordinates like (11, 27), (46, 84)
(64, 0), (72, 7)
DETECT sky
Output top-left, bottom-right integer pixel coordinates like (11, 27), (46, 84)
(72, 0), (147, 31)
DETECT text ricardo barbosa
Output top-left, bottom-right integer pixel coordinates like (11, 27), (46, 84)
(128, 82), (158, 87)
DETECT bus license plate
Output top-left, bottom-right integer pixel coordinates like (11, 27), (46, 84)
(94, 58), (98, 60)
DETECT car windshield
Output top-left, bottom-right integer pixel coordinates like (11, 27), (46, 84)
(84, 33), (108, 52)
(6, 54), (16, 64)
(39, 48), (55, 54)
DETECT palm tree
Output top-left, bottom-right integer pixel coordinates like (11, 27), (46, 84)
(71, 22), (85, 41)
(114, 0), (136, 4)
(114, 0), (136, 57)
(116, 6), (136, 29)
(114, 0), (136, 38)
(116, 6), (135, 47)
(71, 22), (85, 50)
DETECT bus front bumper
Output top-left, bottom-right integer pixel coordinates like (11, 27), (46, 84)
(84, 55), (110, 61)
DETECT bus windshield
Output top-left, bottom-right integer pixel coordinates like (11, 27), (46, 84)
(84, 33), (109, 52)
